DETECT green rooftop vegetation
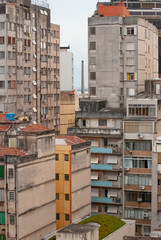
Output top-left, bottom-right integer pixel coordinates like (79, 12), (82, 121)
(79, 214), (126, 240)
(48, 236), (56, 240)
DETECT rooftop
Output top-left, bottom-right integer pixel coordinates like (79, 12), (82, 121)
(21, 124), (50, 133)
(0, 113), (7, 122)
(0, 147), (26, 157)
(55, 135), (85, 146)
(0, 125), (10, 132)
(57, 223), (99, 235)
(79, 214), (125, 240)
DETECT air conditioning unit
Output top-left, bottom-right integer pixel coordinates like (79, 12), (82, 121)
(140, 186), (145, 190)
(125, 167), (129, 171)
(137, 198), (142, 202)
(158, 170), (161, 174)
(144, 213), (149, 218)
(138, 133), (144, 139)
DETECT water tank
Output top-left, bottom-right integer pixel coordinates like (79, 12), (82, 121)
(5, 113), (15, 121)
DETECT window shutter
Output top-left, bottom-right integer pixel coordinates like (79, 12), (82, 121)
(0, 166), (4, 179)
(134, 26), (137, 35)
(124, 28), (127, 36)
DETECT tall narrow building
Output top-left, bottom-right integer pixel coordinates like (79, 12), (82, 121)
(0, 0), (60, 132)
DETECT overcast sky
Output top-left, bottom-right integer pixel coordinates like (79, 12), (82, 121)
(48, 0), (98, 88)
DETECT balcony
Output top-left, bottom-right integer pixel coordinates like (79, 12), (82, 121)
(92, 196), (121, 204)
(67, 127), (123, 138)
(91, 180), (122, 188)
(92, 197), (113, 204)
(91, 180), (113, 187)
(91, 164), (113, 171)
(91, 147), (121, 155)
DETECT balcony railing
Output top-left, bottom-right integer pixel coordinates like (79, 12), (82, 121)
(67, 127), (123, 137)
(91, 164), (113, 171)
(91, 147), (122, 154)
(91, 180), (113, 187)
(92, 197), (121, 204)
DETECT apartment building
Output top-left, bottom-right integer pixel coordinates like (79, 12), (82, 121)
(60, 91), (75, 135)
(0, 0), (60, 132)
(0, 121), (56, 239)
(60, 46), (74, 92)
(55, 135), (91, 230)
(101, 0), (161, 77)
(68, 99), (125, 218)
(123, 87), (161, 236)
(88, 4), (158, 108)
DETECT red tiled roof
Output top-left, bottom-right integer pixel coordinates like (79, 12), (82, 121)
(0, 125), (10, 132)
(56, 135), (85, 145)
(21, 124), (50, 133)
(0, 147), (26, 157)
(0, 113), (7, 122)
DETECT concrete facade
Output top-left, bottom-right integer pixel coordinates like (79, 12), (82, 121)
(60, 46), (74, 92)
(0, 122), (56, 240)
(55, 135), (91, 230)
(88, 15), (158, 108)
(0, 0), (60, 132)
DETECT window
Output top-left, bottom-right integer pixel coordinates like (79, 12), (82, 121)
(0, 37), (4, 44)
(104, 139), (108, 147)
(128, 88), (135, 96)
(90, 87), (96, 96)
(0, 67), (5, 74)
(90, 27), (96, 35)
(0, 190), (4, 202)
(8, 37), (15, 45)
(127, 27), (134, 35)
(0, 81), (5, 89)
(24, 67), (31, 75)
(89, 57), (96, 65)
(56, 174), (59, 180)
(125, 208), (151, 220)
(125, 191), (151, 202)
(0, 166), (4, 179)
(82, 120), (86, 127)
(89, 42), (96, 50)
(125, 141), (152, 152)
(56, 193), (59, 200)
(65, 214), (70, 221)
(55, 154), (59, 161)
(64, 155), (69, 161)
(65, 194), (69, 201)
(126, 42), (135, 51)
(128, 104), (156, 117)
(105, 206), (108, 212)
(90, 72), (96, 80)
(99, 119), (107, 127)
(127, 57), (134, 66)
(8, 168), (14, 178)
(0, 23), (5, 30)
(127, 73), (135, 80)
(9, 192), (14, 201)
(64, 174), (69, 181)
(145, 29), (149, 38)
(0, 52), (5, 59)
(10, 215), (15, 225)
(56, 213), (60, 220)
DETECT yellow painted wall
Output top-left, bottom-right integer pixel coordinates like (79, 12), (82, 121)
(60, 92), (75, 135)
(55, 145), (72, 230)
